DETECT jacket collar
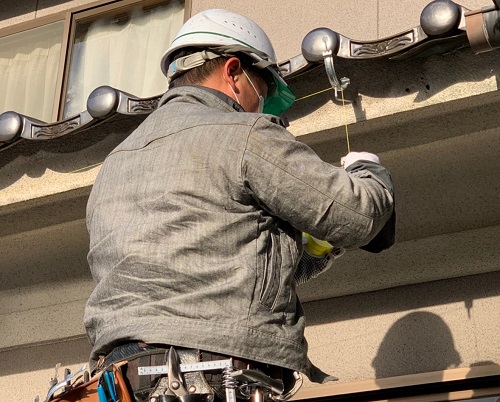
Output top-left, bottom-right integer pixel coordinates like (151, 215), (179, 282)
(158, 85), (245, 113)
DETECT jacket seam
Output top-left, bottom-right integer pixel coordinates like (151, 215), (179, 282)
(109, 120), (253, 157)
(245, 148), (386, 220)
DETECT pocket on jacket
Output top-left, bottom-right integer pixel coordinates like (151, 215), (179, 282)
(259, 227), (282, 310)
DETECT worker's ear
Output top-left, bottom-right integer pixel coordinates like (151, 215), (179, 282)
(223, 57), (243, 92)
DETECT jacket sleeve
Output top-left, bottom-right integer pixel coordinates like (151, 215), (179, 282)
(241, 116), (395, 250)
(345, 160), (396, 252)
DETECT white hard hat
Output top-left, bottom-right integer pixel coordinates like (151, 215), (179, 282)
(160, 9), (295, 115)
(161, 9), (278, 76)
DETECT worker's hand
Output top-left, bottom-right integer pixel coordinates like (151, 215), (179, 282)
(341, 152), (380, 169)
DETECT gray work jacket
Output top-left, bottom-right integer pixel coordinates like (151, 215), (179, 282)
(84, 85), (394, 379)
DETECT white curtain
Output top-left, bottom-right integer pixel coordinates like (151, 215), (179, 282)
(0, 21), (64, 122)
(64, 1), (184, 118)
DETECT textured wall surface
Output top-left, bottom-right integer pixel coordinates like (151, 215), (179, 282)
(1, 1), (499, 401)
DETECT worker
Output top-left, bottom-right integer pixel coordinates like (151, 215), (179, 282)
(84, 9), (395, 402)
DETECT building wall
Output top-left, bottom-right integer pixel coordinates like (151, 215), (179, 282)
(1, 0), (499, 401)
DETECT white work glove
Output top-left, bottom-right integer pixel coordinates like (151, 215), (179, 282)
(294, 234), (346, 285)
(341, 151), (380, 169)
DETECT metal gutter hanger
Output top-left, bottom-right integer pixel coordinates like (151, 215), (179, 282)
(301, 28), (352, 104)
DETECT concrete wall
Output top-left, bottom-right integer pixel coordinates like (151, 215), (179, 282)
(303, 272), (500, 386)
(190, 0), (489, 59)
(1, 0), (500, 401)
(3, 274), (499, 401)
(0, 0), (95, 28)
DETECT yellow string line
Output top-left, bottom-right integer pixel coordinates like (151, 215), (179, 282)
(294, 87), (333, 102)
(340, 88), (351, 153)
(69, 161), (103, 173)
(295, 86), (351, 153)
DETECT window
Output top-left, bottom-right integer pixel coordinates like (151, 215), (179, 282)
(0, 21), (65, 122)
(64, 0), (184, 118)
(0, 0), (186, 122)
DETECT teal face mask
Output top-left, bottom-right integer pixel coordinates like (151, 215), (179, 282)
(244, 66), (295, 115)
(262, 71), (295, 116)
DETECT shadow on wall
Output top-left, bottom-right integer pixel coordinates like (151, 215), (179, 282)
(0, 337), (91, 377)
(372, 311), (461, 379)
(302, 271), (500, 384)
(285, 46), (500, 124)
(0, 114), (146, 192)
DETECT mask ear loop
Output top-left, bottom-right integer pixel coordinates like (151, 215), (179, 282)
(242, 69), (265, 113)
(227, 83), (241, 105)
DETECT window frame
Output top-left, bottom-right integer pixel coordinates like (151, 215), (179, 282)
(0, 0), (190, 122)
(0, 12), (68, 122)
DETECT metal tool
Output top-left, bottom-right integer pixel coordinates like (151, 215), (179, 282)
(222, 360), (237, 402)
(45, 365), (86, 401)
(229, 369), (284, 395)
(166, 347), (188, 397)
(139, 355), (285, 401)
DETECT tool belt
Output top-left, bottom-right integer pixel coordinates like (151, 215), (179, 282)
(43, 342), (301, 402)
(91, 342), (299, 402)
(49, 362), (132, 402)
